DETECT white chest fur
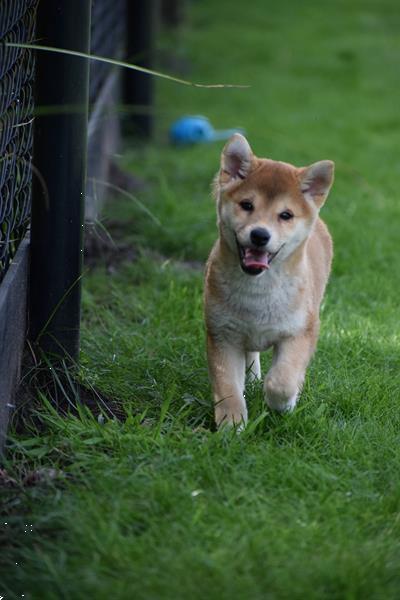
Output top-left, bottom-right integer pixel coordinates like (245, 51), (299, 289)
(207, 264), (308, 352)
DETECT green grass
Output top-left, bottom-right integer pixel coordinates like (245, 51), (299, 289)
(2, 0), (400, 598)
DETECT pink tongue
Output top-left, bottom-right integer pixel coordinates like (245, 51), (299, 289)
(243, 248), (270, 270)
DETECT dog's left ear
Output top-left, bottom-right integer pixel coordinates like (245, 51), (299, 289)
(298, 160), (335, 208)
(220, 133), (254, 185)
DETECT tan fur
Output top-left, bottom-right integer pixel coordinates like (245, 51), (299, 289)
(204, 135), (334, 427)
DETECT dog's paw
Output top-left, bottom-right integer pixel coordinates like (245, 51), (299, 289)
(215, 405), (248, 430)
(246, 353), (261, 382)
(264, 376), (299, 413)
(247, 369), (262, 384)
(218, 418), (247, 434)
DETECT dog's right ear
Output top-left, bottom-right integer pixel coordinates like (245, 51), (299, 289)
(220, 134), (254, 185)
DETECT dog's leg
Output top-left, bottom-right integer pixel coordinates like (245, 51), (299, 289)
(264, 332), (317, 413)
(246, 352), (261, 382)
(207, 335), (247, 427)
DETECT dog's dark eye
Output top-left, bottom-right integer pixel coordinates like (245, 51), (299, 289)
(239, 200), (254, 212)
(279, 211), (293, 221)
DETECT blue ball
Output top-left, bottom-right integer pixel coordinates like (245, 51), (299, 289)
(169, 115), (215, 145)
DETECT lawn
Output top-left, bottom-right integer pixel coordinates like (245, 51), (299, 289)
(2, 0), (400, 598)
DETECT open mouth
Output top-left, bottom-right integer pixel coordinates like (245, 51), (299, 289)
(237, 241), (282, 276)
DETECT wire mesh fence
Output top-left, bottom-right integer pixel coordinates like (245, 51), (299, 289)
(0, 0), (38, 281)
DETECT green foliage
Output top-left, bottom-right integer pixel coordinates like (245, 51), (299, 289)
(2, 0), (400, 598)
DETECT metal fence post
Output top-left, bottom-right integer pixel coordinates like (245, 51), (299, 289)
(124, 0), (157, 137)
(29, 0), (91, 362)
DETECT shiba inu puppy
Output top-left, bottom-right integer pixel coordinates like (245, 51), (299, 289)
(204, 134), (334, 427)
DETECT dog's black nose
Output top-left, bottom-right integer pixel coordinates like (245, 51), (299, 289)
(250, 228), (271, 247)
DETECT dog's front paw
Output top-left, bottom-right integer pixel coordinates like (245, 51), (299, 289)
(215, 403), (248, 430)
(264, 375), (299, 413)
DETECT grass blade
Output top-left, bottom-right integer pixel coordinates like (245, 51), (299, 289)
(6, 43), (249, 89)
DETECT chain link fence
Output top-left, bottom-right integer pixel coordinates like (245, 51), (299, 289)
(0, 0), (38, 281)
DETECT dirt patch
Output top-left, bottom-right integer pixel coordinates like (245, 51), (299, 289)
(84, 221), (137, 272)
(84, 222), (204, 274)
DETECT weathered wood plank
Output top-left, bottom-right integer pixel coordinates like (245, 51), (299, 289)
(0, 237), (29, 451)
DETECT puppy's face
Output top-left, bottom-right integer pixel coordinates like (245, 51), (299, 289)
(215, 135), (334, 275)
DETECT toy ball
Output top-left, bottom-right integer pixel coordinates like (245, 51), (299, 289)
(169, 115), (245, 145)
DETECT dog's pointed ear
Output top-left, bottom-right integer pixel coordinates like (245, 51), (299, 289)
(220, 134), (254, 184)
(298, 160), (335, 207)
